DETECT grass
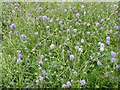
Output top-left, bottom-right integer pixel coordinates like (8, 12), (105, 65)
(1, 2), (119, 88)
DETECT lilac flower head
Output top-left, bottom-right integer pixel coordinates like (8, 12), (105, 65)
(40, 55), (44, 59)
(14, 6), (18, 10)
(110, 51), (116, 57)
(76, 13), (80, 17)
(75, 46), (79, 50)
(10, 82), (14, 85)
(100, 43), (104, 48)
(50, 19), (53, 23)
(17, 58), (22, 64)
(66, 29), (70, 33)
(109, 30), (112, 33)
(90, 56), (93, 60)
(95, 22), (99, 26)
(98, 42), (102, 46)
(80, 80), (86, 85)
(42, 70), (47, 76)
(100, 27), (104, 30)
(39, 60), (43, 65)
(97, 61), (102, 66)
(21, 34), (26, 39)
(75, 22), (79, 25)
(18, 54), (23, 59)
(70, 55), (75, 60)
(100, 19), (104, 23)
(66, 81), (71, 87)
(80, 5), (84, 9)
(42, 16), (47, 20)
(39, 77), (44, 81)
(64, 9), (67, 12)
(10, 24), (16, 29)
(106, 36), (110, 41)
(87, 31), (90, 34)
(106, 40), (110, 45)
(59, 21), (62, 25)
(111, 58), (116, 62)
(116, 65), (120, 68)
(39, 16), (43, 20)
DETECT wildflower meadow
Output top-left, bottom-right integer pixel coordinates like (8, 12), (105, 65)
(1, 1), (120, 88)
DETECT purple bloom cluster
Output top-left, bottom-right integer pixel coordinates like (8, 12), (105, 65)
(70, 55), (74, 60)
(66, 81), (71, 87)
(80, 80), (86, 85)
(10, 24), (16, 29)
(97, 61), (102, 66)
(21, 34), (26, 39)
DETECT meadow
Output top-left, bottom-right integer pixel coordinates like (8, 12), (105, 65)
(1, 2), (120, 88)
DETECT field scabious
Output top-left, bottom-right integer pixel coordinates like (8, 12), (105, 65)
(1, 2), (119, 88)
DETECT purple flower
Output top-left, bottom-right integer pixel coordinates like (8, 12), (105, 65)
(100, 47), (104, 52)
(116, 65), (120, 68)
(66, 29), (70, 33)
(90, 56), (93, 60)
(39, 77), (44, 81)
(100, 27), (104, 30)
(76, 13), (80, 17)
(70, 55), (74, 60)
(100, 43), (104, 48)
(75, 22), (79, 25)
(14, 7), (18, 10)
(10, 82), (14, 85)
(97, 61), (102, 66)
(80, 5), (84, 8)
(10, 24), (16, 29)
(75, 46), (79, 50)
(39, 16), (43, 20)
(110, 51), (116, 57)
(39, 61), (43, 65)
(17, 58), (22, 64)
(18, 54), (23, 59)
(21, 34), (26, 39)
(106, 40), (110, 45)
(86, 31), (90, 34)
(106, 36), (110, 41)
(66, 81), (71, 87)
(42, 70), (47, 76)
(111, 58), (116, 62)
(42, 16), (47, 20)
(95, 22), (99, 26)
(98, 42), (101, 46)
(109, 30), (112, 33)
(100, 19), (104, 23)
(59, 21), (62, 25)
(80, 80), (86, 85)
(40, 55), (44, 59)
(50, 19), (53, 23)
(64, 9), (67, 12)
(67, 50), (71, 54)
